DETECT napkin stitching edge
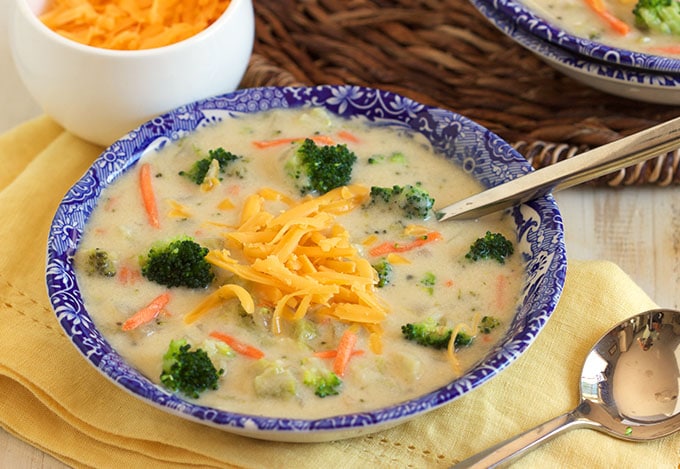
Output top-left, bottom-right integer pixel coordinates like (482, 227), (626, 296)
(0, 274), (65, 336)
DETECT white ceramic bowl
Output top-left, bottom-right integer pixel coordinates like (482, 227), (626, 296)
(9, 0), (254, 146)
(471, 0), (680, 105)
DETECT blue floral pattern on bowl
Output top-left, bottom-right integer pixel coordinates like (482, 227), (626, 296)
(483, 0), (680, 74)
(46, 85), (567, 442)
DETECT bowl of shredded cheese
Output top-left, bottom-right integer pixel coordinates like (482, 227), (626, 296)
(9, 0), (254, 146)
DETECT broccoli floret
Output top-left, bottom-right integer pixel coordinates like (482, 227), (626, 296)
(85, 248), (116, 277)
(420, 272), (436, 295)
(302, 364), (343, 398)
(478, 316), (501, 334)
(633, 0), (680, 35)
(160, 339), (224, 398)
(372, 259), (393, 287)
(140, 237), (215, 288)
(368, 184), (435, 219)
(367, 151), (406, 165)
(454, 330), (475, 347)
(285, 138), (357, 194)
(465, 231), (514, 264)
(179, 147), (241, 184)
(401, 318), (474, 349)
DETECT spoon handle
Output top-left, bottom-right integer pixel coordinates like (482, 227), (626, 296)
(436, 116), (680, 221)
(452, 410), (588, 468)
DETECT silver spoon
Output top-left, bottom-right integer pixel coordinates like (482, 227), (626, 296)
(453, 308), (680, 468)
(437, 117), (680, 221)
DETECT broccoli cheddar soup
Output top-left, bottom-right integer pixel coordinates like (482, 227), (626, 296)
(521, 0), (680, 57)
(75, 108), (524, 418)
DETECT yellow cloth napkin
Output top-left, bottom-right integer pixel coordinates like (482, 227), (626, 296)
(0, 115), (678, 469)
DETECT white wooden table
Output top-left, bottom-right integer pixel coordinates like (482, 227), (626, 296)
(2, 2), (679, 467)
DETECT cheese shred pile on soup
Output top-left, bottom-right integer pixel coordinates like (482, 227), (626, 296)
(75, 108), (524, 418)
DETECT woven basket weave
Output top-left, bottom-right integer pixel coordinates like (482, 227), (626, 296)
(241, 0), (680, 186)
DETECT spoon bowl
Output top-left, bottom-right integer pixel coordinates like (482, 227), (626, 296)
(580, 308), (680, 440)
(455, 308), (680, 468)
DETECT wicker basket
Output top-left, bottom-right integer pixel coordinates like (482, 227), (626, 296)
(241, 0), (680, 186)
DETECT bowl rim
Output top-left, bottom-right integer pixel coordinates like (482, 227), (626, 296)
(45, 84), (567, 441)
(473, 0), (680, 91)
(484, 0), (680, 74)
(14, 0), (249, 57)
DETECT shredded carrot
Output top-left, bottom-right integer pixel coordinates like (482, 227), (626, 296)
(117, 265), (141, 285)
(251, 135), (335, 149)
(368, 231), (442, 257)
(209, 331), (265, 359)
(226, 184), (241, 196)
(121, 292), (171, 331)
(333, 329), (358, 377)
(139, 163), (160, 229)
(103, 196), (119, 212)
(314, 349), (364, 359)
(649, 45), (680, 55)
(117, 266), (131, 284)
(583, 0), (630, 35)
(39, 0), (232, 50)
(336, 130), (360, 143)
(495, 274), (508, 310)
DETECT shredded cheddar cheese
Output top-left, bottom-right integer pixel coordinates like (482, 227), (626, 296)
(184, 284), (254, 324)
(39, 0), (231, 50)
(446, 313), (482, 376)
(217, 197), (235, 210)
(386, 253), (410, 265)
(166, 199), (191, 218)
(403, 224), (430, 236)
(186, 185), (389, 353)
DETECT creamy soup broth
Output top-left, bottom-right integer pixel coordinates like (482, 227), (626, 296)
(521, 0), (679, 56)
(75, 108), (524, 418)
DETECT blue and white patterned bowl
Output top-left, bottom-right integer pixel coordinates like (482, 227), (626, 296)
(46, 85), (567, 442)
(482, 0), (680, 74)
(471, 0), (680, 105)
